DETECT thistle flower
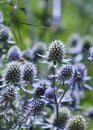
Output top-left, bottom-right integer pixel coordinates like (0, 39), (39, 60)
(34, 86), (45, 98)
(67, 115), (86, 130)
(5, 61), (21, 84)
(58, 64), (75, 84)
(46, 40), (65, 63)
(25, 98), (45, 115)
(8, 45), (21, 61)
(74, 63), (87, 77)
(44, 88), (55, 99)
(32, 42), (46, 61)
(22, 62), (37, 83)
(0, 85), (20, 104)
(68, 33), (83, 54)
(82, 36), (92, 52)
(0, 26), (11, 42)
(71, 63), (92, 92)
(22, 49), (33, 61)
(53, 107), (71, 128)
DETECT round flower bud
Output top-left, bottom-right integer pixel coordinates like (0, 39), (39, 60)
(34, 86), (45, 98)
(32, 42), (46, 61)
(47, 40), (65, 63)
(25, 99), (45, 115)
(44, 88), (55, 99)
(5, 61), (21, 84)
(8, 45), (21, 61)
(0, 26), (10, 42)
(53, 107), (71, 128)
(67, 115), (86, 130)
(58, 64), (75, 83)
(22, 62), (37, 83)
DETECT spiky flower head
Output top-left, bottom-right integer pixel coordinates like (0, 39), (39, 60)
(0, 85), (19, 103)
(25, 98), (45, 115)
(67, 115), (86, 130)
(8, 45), (21, 61)
(0, 26), (11, 42)
(44, 88), (55, 99)
(22, 49), (33, 61)
(83, 35), (92, 52)
(58, 64), (75, 84)
(68, 33), (82, 47)
(74, 63), (87, 78)
(47, 40), (65, 63)
(5, 61), (21, 84)
(32, 42), (46, 61)
(53, 107), (71, 128)
(34, 86), (45, 98)
(22, 62), (37, 83)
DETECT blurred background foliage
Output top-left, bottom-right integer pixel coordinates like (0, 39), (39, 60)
(0, 0), (93, 129)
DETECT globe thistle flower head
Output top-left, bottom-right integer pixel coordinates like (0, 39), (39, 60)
(0, 26), (11, 42)
(33, 86), (45, 98)
(1, 85), (19, 103)
(5, 61), (21, 84)
(22, 62), (37, 84)
(53, 107), (71, 128)
(25, 98), (45, 115)
(22, 49), (33, 61)
(32, 42), (46, 61)
(67, 115), (86, 130)
(8, 45), (21, 61)
(72, 63), (92, 92)
(74, 63), (87, 78)
(47, 40), (65, 63)
(44, 88), (55, 99)
(58, 64), (75, 84)
(68, 33), (83, 54)
(83, 36), (92, 53)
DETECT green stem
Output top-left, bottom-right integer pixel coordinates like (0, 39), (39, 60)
(52, 61), (59, 130)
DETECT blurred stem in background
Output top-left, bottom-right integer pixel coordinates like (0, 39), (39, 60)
(51, 0), (62, 40)
(24, 0), (37, 46)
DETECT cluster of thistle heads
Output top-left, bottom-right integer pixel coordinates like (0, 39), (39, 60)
(0, 11), (93, 130)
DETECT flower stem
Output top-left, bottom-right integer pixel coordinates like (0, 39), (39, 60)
(52, 61), (59, 130)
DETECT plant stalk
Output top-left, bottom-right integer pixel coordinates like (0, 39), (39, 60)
(52, 61), (59, 130)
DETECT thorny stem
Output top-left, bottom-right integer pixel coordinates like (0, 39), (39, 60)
(52, 61), (59, 130)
